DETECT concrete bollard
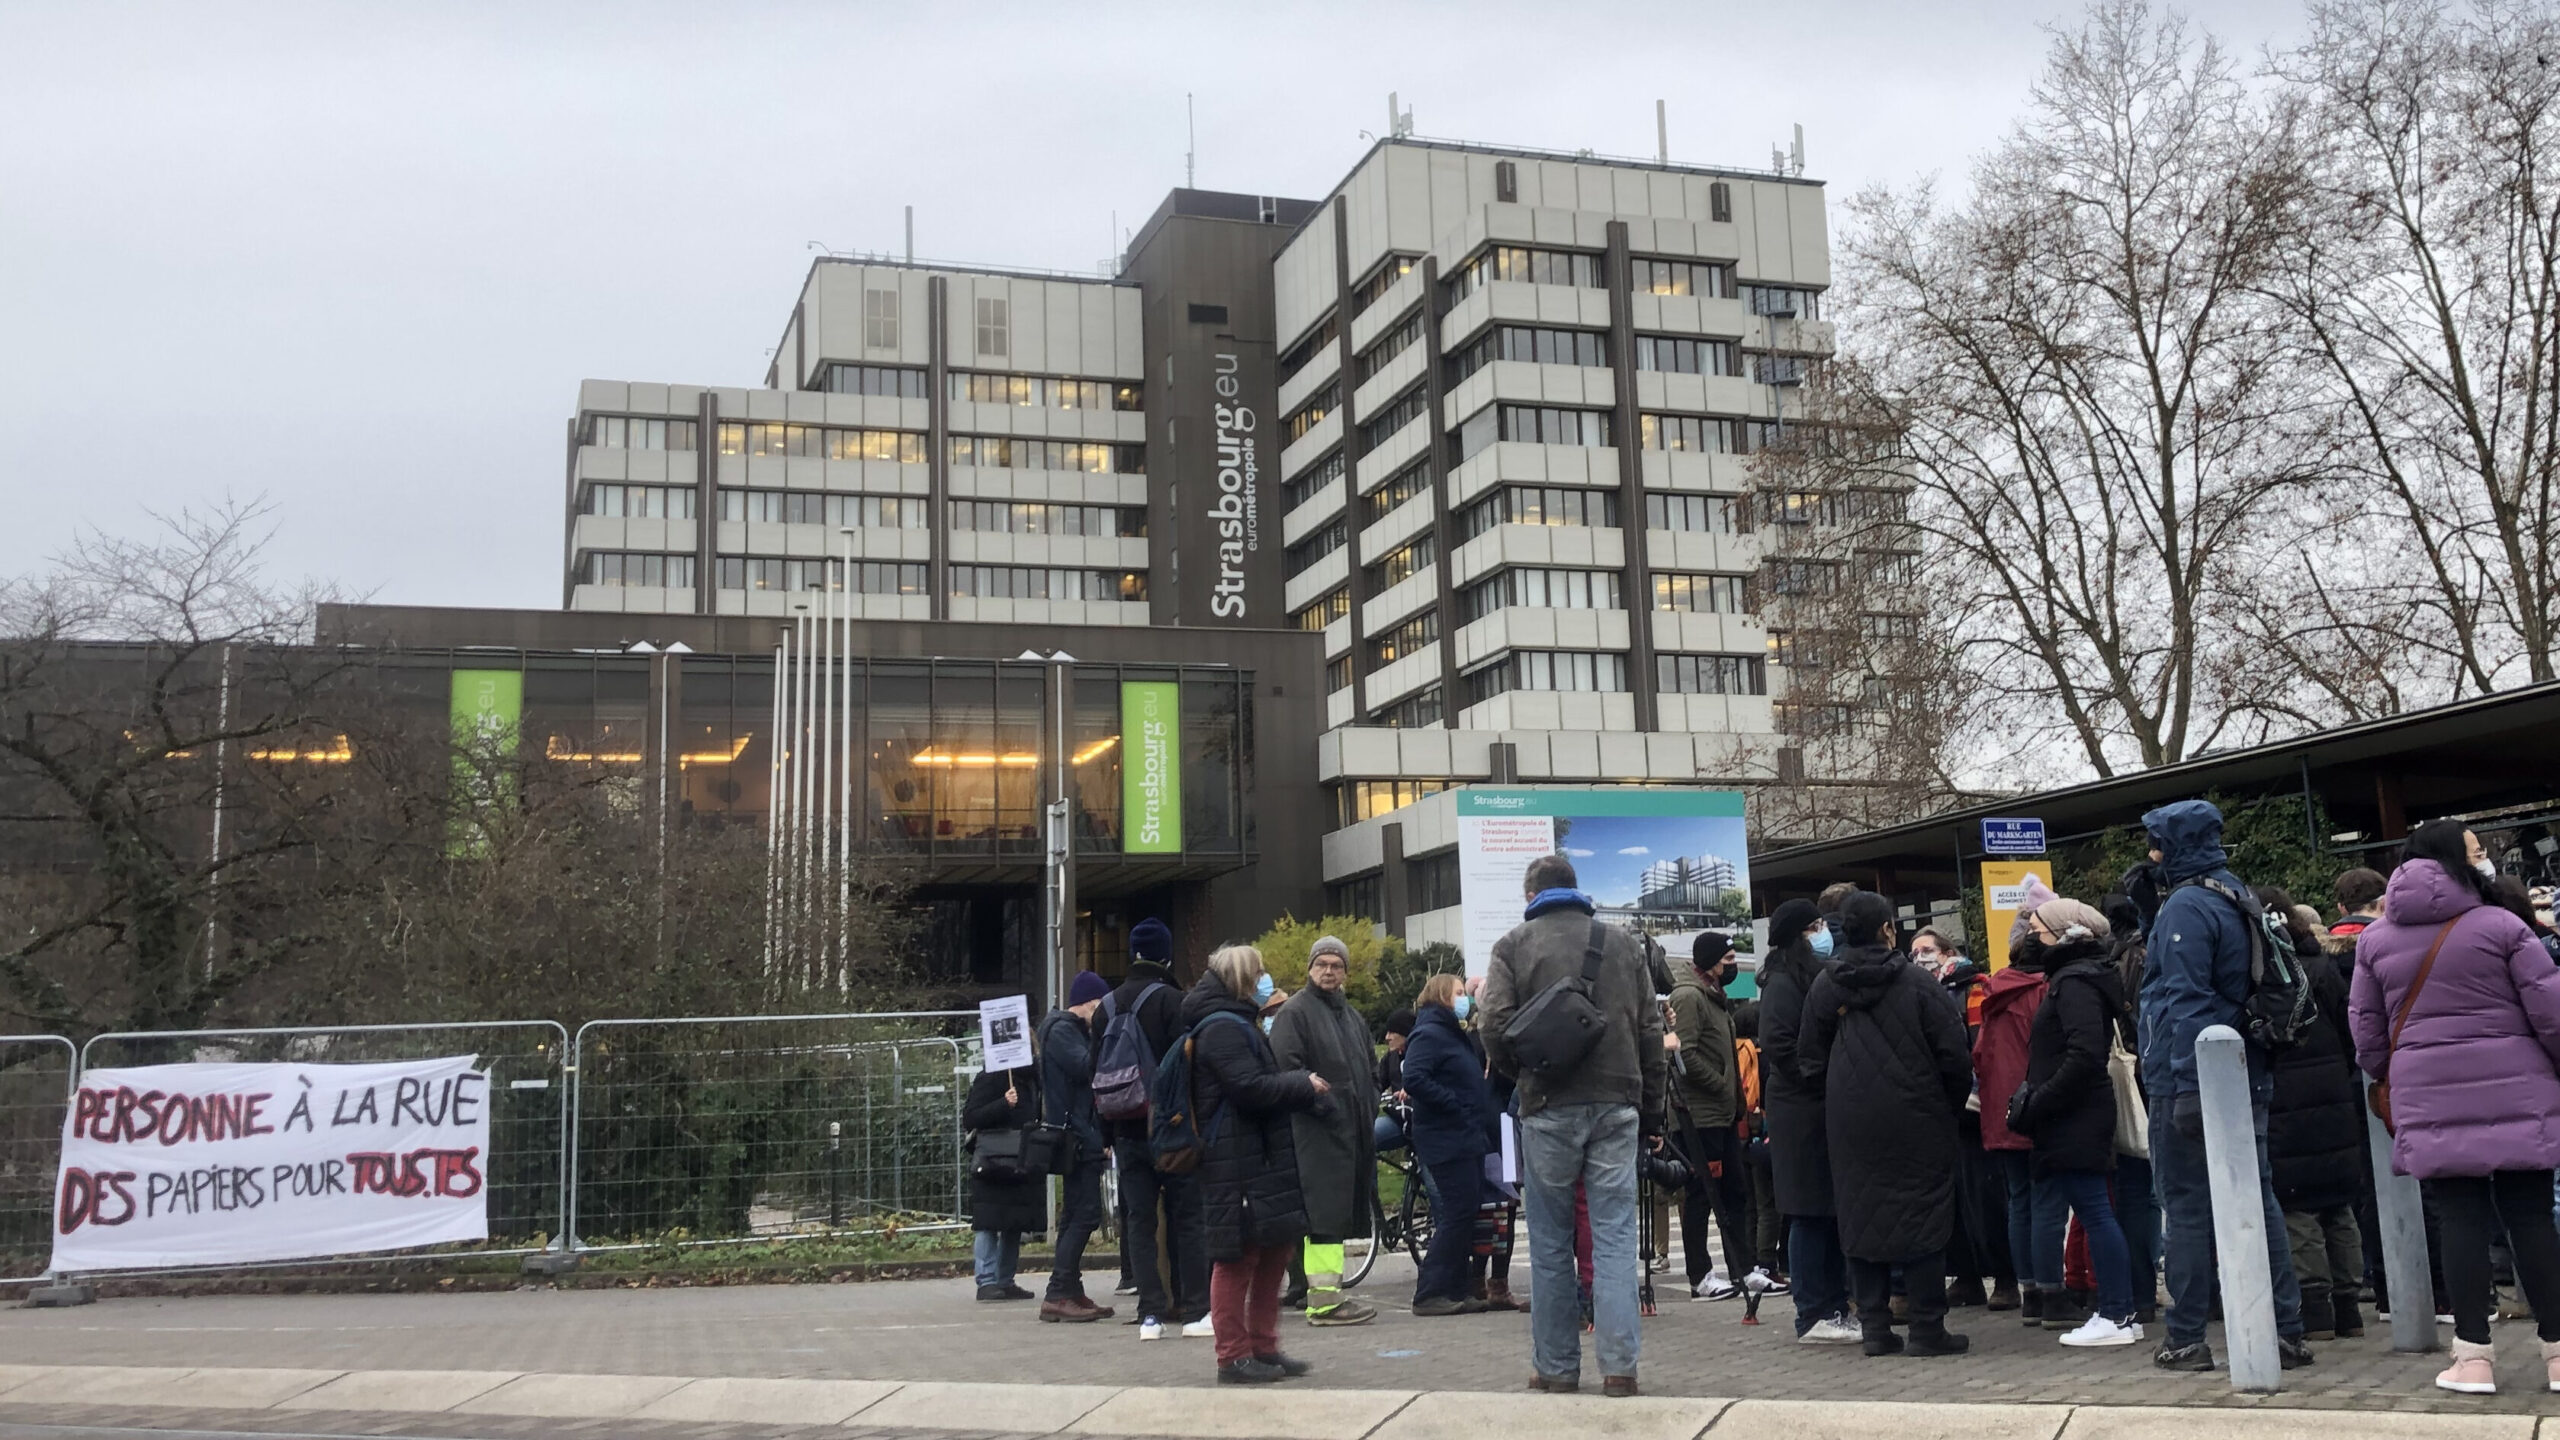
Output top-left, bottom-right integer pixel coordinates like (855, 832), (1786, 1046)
(2196, 1024), (2280, 1393)
(2368, 1105), (2438, 1353)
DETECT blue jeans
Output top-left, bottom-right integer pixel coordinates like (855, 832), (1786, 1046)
(1997, 1149), (2068, 1290)
(2038, 1169), (2134, 1321)
(2150, 1101), (2304, 1346)
(973, 1228), (1021, 1289)
(1522, 1103), (1640, 1381)
(2115, 1153), (2161, 1311)
(1786, 1214), (1847, 1334)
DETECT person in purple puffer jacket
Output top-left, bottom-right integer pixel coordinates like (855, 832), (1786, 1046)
(2350, 817), (2560, 1398)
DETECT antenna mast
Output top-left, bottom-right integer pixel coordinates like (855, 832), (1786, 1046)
(1186, 94), (1195, 188)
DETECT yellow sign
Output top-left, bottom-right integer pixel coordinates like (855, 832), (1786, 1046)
(1981, 860), (2054, 972)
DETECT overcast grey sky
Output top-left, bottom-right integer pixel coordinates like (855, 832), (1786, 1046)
(0, 0), (2309, 610)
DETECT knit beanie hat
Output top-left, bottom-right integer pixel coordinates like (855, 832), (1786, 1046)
(1692, 931), (1735, 967)
(1130, 917), (1173, 966)
(1310, 935), (1350, 963)
(1069, 970), (1111, 1007)
(2030, 897), (2110, 944)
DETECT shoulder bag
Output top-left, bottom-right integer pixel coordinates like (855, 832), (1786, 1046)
(1503, 919), (1613, 1078)
(2107, 1008), (2148, 1159)
(2369, 917), (2461, 1135)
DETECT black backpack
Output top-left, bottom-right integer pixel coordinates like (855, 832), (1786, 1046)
(1502, 919), (1615, 1078)
(2182, 875), (2316, 1053)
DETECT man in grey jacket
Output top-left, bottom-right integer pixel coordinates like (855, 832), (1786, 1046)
(1480, 854), (1667, 1398)
(1269, 935), (1380, 1326)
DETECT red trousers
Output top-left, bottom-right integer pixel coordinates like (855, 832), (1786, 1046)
(1210, 1243), (1290, 1365)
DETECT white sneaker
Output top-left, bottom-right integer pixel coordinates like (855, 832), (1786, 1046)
(1799, 1315), (1861, 1344)
(2059, 1314), (2141, 1348)
(1138, 1317), (1165, 1340)
(1181, 1318), (1216, 1338)
(1694, 1275), (1739, 1301)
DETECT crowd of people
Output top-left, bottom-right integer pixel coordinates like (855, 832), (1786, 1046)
(958, 801), (2560, 1398)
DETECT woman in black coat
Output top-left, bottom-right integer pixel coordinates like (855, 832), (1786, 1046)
(1182, 946), (1331, 1383)
(1801, 890), (1974, 1357)
(1758, 897), (1851, 1340)
(1401, 973), (1493, 1311)
(2261, 887), (2368, 1340)
(962, 1061), (1043, 1302)
(2006, 898), (2140, 1344)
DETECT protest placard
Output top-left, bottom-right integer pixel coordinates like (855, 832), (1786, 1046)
(52, 1054), (493, 1271)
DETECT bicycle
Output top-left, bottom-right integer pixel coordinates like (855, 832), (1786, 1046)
(1343, 1101), (1432, 1287)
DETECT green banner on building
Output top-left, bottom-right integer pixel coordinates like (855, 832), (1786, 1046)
(447, 669), (523, 856)
(1121, 681), (1182, 854)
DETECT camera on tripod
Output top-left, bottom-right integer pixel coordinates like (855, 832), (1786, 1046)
(1640, 1147), (1692, 1191)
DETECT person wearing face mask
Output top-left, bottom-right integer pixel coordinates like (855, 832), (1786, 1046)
(2351, 818), (2560, 1396)
(1668, 931), (1765, 1300)
(1404, 972), (1495, 1315)
(1268, 936), (1381, 1329)
(1758, 897), (1857, 1344)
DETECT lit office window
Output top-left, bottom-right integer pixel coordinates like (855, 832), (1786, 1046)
(1639, 414), (1742, 453)
(949, 373), (1140, 411)
(945, 437), (1141, 473)
(1652, 572), (1750, 612)
(1629, 258), (1737, 298)
(716, 423), (926, 463)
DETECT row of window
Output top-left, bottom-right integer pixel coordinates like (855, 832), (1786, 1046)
(1284, 517), (1349, 578)
(1640, 413), (1744, 454)
(948, 500), (1146, 536)
(1742, 284), (1823, 320)
(1761, 487), (1911, 527)
(1658, 653), (1769, 695)
(1446, 325), (1607, 386)
(716, 558), (929, 594)
(1630, 258), (1738, 299)
(1654, 571), (1751, 612)
(585, 483), (697, 519)
(1361, 460), (1432, 528)
(948, 565), (1147, 601)
(1455, 484), (1620, 541)
(585, 416), (700, 451)
(1635, 335), (1741, 376)
(843, 289), (1014, 357)
(1368, 609), (1438, 665)
(1450, 403), (1615, 465)
(1356, 311), (1426, 385)
(1374, 684), (1445, 729)
(1359, 385), (1430, 455)
(1335, 778), (1452, 826)
(1365, 531), (1437, 592)
(1353, 255), (1418, 315)
(820, 363), (928, 399)
(1283, 451), (1344, 517)
(1278, 313), (1339, 384)
(1284, 383), (1339, 446)
(585, 552), (696, 588)
(1458, 566), (1623, 622)
(1463, 649), (1628, 703)
(951, 371), (1141, 411)
(945, 436), (1143, 473)
(723, 489), (922, 528)
(720, 422), (926, 463)
(1447, 245), (1606, 302)
(1293, 587), (1350, 632)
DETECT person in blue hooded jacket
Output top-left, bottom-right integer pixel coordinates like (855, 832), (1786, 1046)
(2136, 799), (2313, 1374)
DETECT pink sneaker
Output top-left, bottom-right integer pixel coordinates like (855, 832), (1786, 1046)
(2436, 1339), (2496, 1395)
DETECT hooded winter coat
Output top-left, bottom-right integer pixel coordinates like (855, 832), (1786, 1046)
(2138, 800), (2268, 1103)
(1036, 1007), (1103, 1156)
(1268, 981), (1378, 1239)
(1401, 1002), (1494, 1168)
(1668, 965), (1740, 1129)
(2349, 859), (2560, 1180)
(1973, 961), (2048, 1152)
(2263, 936), (2363, 1208)
(1758, 930), (1834, 1217)
(2013, 937), (2127, 1177)
(1801, 941), (1974, 1261)
(963, 1064), (1046, 1233)
(1181, 972), (1326, 1260)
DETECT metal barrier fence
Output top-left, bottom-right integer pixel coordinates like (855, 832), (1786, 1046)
(77, 1021), (572, 1274)
(569, 1011), (977, 1249)
(0, 1036), (75, 1284)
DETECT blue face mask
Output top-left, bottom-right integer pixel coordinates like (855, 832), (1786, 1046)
(1254, 973), (1275, 1003)
(1808, 925), (1836, 958)
(1454, 994), (1474, 1021)
(1260, 1016), (1274, 1034)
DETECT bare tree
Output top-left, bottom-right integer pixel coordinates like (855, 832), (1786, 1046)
(2267, 0), (2560, 705)
(1845, 1), (2329, 777)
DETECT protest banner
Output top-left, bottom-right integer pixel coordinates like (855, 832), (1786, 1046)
(52, 1054), (492, 1272)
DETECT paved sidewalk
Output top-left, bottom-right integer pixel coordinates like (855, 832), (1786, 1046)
(0, 1254), (2543, 1418)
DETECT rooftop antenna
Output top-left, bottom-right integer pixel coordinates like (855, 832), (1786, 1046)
(1792, 124), (1806, 176)
(1656, 100), (1668, 163)
(1388, 92), (1413, 140)
(904, 206), (913, 263)
(1186, 94), (1195, 188)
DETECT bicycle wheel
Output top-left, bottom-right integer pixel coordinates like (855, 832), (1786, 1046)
(1400, 1167), (1434, 1263)
(1343, 1192), (1384, 1287)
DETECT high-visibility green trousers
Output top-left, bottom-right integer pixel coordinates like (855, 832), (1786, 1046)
(1304, 1238), (1345, 1313)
